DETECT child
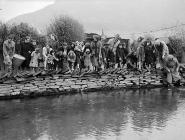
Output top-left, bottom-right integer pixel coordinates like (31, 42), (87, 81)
(47, 50), (58, 70)
(67, 49), (76, 72)
(83, 48), (93, 72)
(29, 48), (40, 73)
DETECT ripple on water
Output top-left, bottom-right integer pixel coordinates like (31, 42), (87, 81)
(0, 89), (185, 140)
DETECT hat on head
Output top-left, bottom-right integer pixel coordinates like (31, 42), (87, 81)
(93, 35), (100, 41)
(144, 34), (155, 42)
(63, 42), (67, 46)
(68, 50), (76, 63)
(74, 43), (82, 52)
(35, 48), (40, 52)
(85, 42), (91, 47)
(85, 48), (90, 53)
(115, 34), (120, 38)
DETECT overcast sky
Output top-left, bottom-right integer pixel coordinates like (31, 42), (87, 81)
(1, 0), (185, 36)
(0, 0), (55, 21)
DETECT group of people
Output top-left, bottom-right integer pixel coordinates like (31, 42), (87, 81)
(2, 33), (184, 86)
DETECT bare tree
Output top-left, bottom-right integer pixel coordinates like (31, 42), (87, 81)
(47, 16), (84, 46)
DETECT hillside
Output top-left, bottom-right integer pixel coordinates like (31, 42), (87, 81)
(8, 0), (185, 37)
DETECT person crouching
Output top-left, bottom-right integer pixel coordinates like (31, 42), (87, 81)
(163, 54), (181, 86)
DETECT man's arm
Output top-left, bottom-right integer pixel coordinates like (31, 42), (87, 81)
(3, 42), (8, 56)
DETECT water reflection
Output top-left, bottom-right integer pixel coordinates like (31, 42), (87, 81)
(0, 88), (185, 140)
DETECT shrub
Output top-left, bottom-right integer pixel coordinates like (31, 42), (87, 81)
(168, 27), (185, 62)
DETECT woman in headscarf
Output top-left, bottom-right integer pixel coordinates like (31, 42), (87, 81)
(154, 39), (169, 69)
(91, 35), (102, 71)
(163, 54), (181, 86)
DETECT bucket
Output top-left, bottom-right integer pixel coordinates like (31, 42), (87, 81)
(13, 54), (25, 67)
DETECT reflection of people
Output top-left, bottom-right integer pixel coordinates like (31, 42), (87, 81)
(3, 34), (15, 73)
(163, 54), (181, 86)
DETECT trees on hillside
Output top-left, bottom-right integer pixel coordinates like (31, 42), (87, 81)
(9, 22), (39, 43)
(47, 16), (84, 45)
(0, 22), (9, 47)
(0, 22), (40, 44)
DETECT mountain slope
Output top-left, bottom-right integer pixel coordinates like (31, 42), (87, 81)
(8, 0), (185, 37)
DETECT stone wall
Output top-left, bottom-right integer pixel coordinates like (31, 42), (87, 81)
(0, 72), (164, 100)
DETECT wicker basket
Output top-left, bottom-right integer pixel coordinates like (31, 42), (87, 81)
(13, 54), (25, 67)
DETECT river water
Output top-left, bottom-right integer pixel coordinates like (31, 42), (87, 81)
(0, 88), (185, 140)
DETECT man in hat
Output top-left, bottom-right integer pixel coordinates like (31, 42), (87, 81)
(32, 39), (37, 47)
(3, 34), (15, 73)
(21, 36), (35, 70)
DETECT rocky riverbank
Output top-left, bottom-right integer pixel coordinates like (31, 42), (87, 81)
(0, 68), (171, 100)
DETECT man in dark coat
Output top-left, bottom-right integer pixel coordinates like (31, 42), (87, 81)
(21, 36), (35, 70)
(15, 39), (22, 55)
(116, 43), (127, 68)
(143, 39), (156, 70)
